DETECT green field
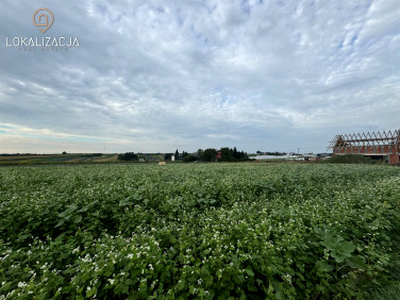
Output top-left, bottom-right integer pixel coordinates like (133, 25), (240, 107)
(1, 163), (400, 299)
(0, 153), (170, 166)
(0, 154), (119, 165)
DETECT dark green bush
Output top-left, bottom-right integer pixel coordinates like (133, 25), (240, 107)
(118, 152), (139, 161)
(325, 154), (376, 164)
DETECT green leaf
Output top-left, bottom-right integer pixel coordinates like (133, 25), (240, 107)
(246, 268), (255, 277)
(87, 287), (97, 297)
(268, 282), (274, 295)
(55, 219), (65, 228)
(346, 256), (367, 270)
(317, 260), (334, 272)
(331, 241), (356, 263)
(338, 241), (356, 254)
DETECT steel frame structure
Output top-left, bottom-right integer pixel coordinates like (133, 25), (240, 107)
(328, 129), (400, 164)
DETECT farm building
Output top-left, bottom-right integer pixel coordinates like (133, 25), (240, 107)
(328, 129), (400, 164)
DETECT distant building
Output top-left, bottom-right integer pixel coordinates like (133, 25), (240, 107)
(216, 151), (221, 160)
(328, 129), (400, 164)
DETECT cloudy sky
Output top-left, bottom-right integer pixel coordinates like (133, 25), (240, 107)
(1, 0), (399, 154)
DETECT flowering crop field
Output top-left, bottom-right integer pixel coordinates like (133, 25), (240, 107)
(1, 163), (400, 299)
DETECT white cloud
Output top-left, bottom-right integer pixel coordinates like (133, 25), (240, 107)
(0, 0), (399, 153)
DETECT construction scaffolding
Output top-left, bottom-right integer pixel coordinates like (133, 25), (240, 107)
(328, 129), (400, 164)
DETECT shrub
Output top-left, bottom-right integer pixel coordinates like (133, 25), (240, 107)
(182, 154), (197, 163)
(118, 152), (139, 161)
(325, 154), (375, 164)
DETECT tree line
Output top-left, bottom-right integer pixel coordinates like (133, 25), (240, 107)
(164, 147), (248, 163)
(118, 147), (248, 163)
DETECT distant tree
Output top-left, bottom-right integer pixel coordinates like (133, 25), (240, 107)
(233, 147), (238, 160)
(164, 153), (172, 160)
(62, 151), (67, 155)
(220, 147), (233, 162)
(175, 149), (180, 160)
(239, 151), (249, 161)
(202, 148), (217, 162)
(183, 154), (197, 163)
(118, 152), (139, 161)
(196, 149), (203, 161)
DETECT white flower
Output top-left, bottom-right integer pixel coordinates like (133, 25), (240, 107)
(108, 279), (115, 285)
(17, 282), (27, 288)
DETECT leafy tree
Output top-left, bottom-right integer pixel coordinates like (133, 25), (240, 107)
(197, 149), (203, 161)
(220, 147), (234, 162)
(202, 148), (217, 162)
(233, 147), (238, 160)
(238, 150), (249, 161)
(118, 152), (139, 161)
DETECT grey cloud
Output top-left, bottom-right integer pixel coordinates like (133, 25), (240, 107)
(1, 0), (399, 153)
